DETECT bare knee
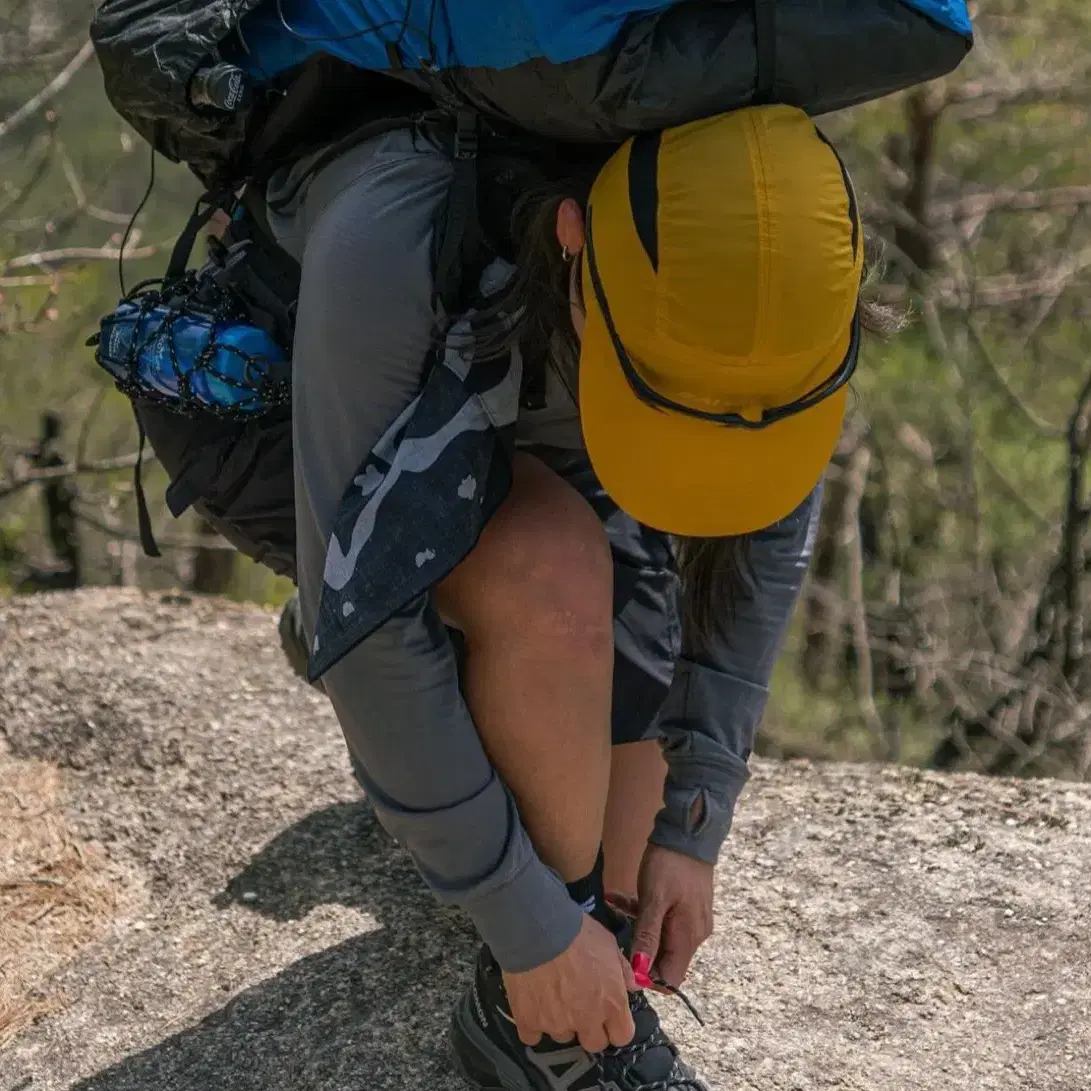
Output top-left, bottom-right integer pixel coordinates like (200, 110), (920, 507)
(436, 453), (613, 653)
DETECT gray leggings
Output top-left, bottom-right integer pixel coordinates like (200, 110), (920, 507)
(267, 128), (680, 972)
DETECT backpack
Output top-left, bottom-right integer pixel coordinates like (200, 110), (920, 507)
(87, 0), (974, 577)
(90, 0), (973, 187)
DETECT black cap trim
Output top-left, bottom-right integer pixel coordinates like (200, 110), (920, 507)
(627, 130), (660, 272)
(814, 126), (860, 262)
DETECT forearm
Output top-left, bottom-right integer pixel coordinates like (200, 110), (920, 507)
(648, 660), (765, 864)
(651, 483), (824, 863)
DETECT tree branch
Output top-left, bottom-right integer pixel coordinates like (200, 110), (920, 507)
(944, 75), (1091, 116)
(0, 274), (73, 288)
(0, 241), (158, 275)
(873, 249), (1091, 309)
(53, 139), (141, 226)
(840, 443), (893, 756)
(1060, 370), (1091, 677)
(0, 452), (155, 501)
(936, 185), (1091, 221)
(75, 507), (235, 552)
(0, 41), (95, 142)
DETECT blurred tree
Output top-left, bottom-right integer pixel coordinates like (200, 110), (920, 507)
(775, 0), (1091, 780)
(0, 1), (248, 596)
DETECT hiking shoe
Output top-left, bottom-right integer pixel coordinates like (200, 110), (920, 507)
(600, 988), (708, 1091)
(450, 944), (709, 1091)
(450, 945), (602, 1091)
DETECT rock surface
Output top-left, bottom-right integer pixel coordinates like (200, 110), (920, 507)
(0, 589), (1089, 1091)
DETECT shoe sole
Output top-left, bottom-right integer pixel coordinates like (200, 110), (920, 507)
(449, 989), (536, 1091)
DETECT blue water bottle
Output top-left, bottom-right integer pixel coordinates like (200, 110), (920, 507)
(96, 299), (289, 413)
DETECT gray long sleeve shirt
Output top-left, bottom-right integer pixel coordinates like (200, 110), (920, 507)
(271, 126), (822, 973)
(649, 493), (820, 863)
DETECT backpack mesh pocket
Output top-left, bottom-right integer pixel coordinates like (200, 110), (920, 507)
(91, 267), (291, 420)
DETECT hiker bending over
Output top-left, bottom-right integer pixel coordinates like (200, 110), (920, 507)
(87, 1), (971, 1086)
(268, 107), (889, 1091)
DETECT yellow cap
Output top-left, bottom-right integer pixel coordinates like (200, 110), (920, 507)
(579, 105), (863, 537)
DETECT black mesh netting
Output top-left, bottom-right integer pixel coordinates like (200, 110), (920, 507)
(92, 269), (292, 420)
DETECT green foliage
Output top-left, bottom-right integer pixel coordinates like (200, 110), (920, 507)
(762, 628), (944, 768)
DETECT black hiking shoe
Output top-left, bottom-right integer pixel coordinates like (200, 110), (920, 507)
(599, 988), (707, 1091)
(450, 945), (709, 1091)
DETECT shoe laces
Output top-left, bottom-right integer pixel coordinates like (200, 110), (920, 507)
(597, 984), (706, 1091)
(646, 976), (705, 1028)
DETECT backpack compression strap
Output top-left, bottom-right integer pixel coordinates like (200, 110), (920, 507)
(433, 110), (483, 316)
(164, 189), (238, 285)
(753, 0), (777, 102)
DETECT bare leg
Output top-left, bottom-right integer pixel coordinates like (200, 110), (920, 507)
(603, 741), (667, 899)
(435, 453), (615, 883)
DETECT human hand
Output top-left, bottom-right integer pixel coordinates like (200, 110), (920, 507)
(616, 844), (715, 991)
(503, 914), (637, 1054)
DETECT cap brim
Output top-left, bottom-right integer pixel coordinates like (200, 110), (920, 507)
(579, 299), (847, 538)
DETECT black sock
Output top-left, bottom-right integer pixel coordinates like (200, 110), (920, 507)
(565, 847), (620, 934)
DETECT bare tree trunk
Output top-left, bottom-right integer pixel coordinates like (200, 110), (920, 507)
(841, 443), (897, 760)
(894, 87), (944, 276)
(931, 369), (1091, 774)
(109, 541), (140, 588)
(20, 411), (82, 592)
(800, 513), (843, 691)
(801, 443), (858, 692)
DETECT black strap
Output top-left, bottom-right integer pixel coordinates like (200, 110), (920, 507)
(132, 409), (161, 558)
(753, 0), (777, 102)
(433, 109), (481, 315)
(165, 192), (232, 284)
(627, 131), (661, 271)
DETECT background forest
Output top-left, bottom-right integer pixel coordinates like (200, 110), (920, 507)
(2, 1), (1089, 779)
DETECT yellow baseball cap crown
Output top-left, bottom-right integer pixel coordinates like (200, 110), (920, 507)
(580, 104), (864, 538)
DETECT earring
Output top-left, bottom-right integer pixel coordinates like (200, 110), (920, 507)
(562, 245), (572, 263)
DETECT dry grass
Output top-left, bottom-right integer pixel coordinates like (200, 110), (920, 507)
(0, 754), (120, 1050)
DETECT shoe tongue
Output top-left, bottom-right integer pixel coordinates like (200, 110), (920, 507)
(622, 993), (679, 1085)
(607, 929), (683, 1085)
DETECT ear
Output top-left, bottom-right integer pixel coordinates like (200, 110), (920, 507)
(555, 197), (586, 258)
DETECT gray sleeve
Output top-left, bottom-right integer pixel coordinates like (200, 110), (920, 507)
(650, 483), (824, 865)
(286, 132), (581, 973)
